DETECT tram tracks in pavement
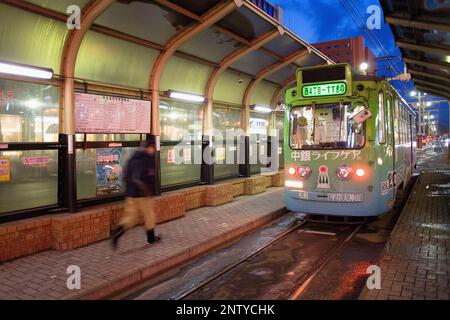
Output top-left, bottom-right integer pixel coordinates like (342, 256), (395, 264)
(171, 217), (308, 300)
(176, 218), (365, 301)
(289, 222), (364, 300)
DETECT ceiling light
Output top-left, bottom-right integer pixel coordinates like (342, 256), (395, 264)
(169, 91), (205, 103)
(252, 105), (272, 113)
(0, 61), (53, 79)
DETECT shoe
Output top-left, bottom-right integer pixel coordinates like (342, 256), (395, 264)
(146, 229), (162, 244)
(111, 226), (125, 250)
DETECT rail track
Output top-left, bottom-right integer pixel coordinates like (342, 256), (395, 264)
(174, 218), (365, 301)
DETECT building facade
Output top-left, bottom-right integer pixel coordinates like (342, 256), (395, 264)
(313, 37), (377, 75)
(249, 0), (283, 22)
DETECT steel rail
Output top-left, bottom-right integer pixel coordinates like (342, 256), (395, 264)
(289, 221), (365, 300)
(172, 218), (308, 300)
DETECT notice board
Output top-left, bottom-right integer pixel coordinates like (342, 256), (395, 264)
(74, 93), (151, 133)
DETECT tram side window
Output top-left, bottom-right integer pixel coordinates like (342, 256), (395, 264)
(378, 92), (386, 144)
(386, 98), (392, 139)
(407, 114), (412, 144)
(399, 110), (404, 144)
(402, 109), (408, 144)
(394, 100), (400, 145)
(289, 102), (365, 150)
(399, 103), (403, 144)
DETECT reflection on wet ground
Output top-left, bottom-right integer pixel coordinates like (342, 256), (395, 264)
(426, 182), (450, 197)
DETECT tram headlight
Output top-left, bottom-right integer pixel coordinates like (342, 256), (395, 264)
(297, 165), (312, 179)
(337, 166), (353, 181)
(288, 167), (297, 176)
(355, 168), (366, 177)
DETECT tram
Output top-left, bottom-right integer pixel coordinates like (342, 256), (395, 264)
(284, 64), (417, 217)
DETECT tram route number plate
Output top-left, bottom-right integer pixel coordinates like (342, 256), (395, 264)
(298, 191), (309, 200)
(297, 191), (363, 202)
(327, 193), (363, 203)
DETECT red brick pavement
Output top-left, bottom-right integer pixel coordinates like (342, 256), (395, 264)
(360, 171), (450, 300)
(0, 188), (286, 300)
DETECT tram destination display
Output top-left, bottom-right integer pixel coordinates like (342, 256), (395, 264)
(302, 82), (347, 98)
(74, 93), (151, 133)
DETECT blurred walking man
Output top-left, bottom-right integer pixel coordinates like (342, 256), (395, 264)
(111, 141), (161, 249)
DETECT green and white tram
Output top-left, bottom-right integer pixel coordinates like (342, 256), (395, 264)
(284, 64), (417, 217)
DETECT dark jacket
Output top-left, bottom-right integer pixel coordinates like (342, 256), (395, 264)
(124, 149), (155, 198)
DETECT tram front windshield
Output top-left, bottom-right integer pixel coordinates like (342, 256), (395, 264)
(290, 102), (365, 150)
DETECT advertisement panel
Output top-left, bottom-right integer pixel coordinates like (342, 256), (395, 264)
(0, 158), (10, 182)
(96, 148), (123, 196)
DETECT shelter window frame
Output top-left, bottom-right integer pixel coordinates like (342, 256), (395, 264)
(0, 78), (60, 218)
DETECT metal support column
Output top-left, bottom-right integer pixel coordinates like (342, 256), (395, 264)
(58, 133), (77, 212)
(147, 133), (162, 196)
(201, 134), (214, 185)
(239, 105), (251, 177)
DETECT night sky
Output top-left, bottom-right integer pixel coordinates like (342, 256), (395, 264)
(273, 0), (449, 134)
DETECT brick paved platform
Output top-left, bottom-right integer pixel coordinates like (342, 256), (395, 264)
(360, 170), (450, 300)
(0, 188), (286, 300)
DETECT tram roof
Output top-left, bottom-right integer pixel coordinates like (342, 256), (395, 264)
(0, 0), (334, 108)
(381, 0), (450, 101)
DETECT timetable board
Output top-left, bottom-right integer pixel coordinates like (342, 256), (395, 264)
(74, 93), (151, 133)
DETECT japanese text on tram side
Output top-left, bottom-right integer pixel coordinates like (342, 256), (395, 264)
(291, 150), (362, 162)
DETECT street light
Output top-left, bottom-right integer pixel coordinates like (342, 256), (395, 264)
(410, 90), (417, 97)
(359, 62), (369, 75)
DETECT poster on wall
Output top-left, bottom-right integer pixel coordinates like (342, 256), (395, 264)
(0, 158), (10, 182)
(167, 149), (176, 164)
(23, 156), (49, 167)
(74, 93), (151, 134)
(96, 148), (123, 196)
(250, 118), (268, 135)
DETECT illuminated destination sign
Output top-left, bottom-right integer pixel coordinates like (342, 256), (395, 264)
(302, 82), (347, 98)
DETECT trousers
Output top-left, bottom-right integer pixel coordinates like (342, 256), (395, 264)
(120, 197), (155, 231)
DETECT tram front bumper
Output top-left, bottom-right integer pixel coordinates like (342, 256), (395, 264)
(284, 188), (382, 217)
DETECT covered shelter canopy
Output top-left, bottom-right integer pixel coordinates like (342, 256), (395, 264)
(0, 0), (333, 111)
(381, 0), (450, 100)
(0, 0), (336, 217)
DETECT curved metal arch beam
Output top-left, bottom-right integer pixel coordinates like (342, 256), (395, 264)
(60, 0), (116, 134)
(241, 49), (308, 134)
(202, 27), (283, 131)
(414, 79), (450, 96)
(416, 87), (450, 101)
(409, 69), (450, 85)
(269, 60), (329, 108)
(153, 0), (302, 70)
(149, 0), (243, 135)
(270, 75), (296, 108)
